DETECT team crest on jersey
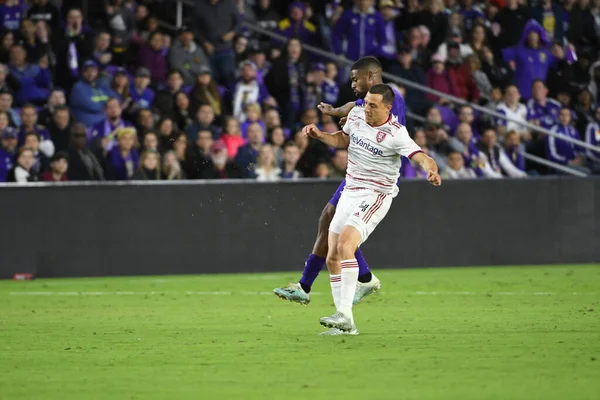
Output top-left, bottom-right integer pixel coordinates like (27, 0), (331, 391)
(539, 53), (546, 63)
(376, 130), (387, 143)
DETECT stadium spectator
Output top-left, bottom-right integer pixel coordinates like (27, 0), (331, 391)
(136, 108), (155, 137)
(193, 0), (239, 85)
(0, 126), (17, 181)
(90, 31), (113, 71)
(48, 106), (71, 153)
(70, 60), (116, 127)
(449, 122), (500, 178)
(329, 148), (348, 179)
(138, 31), (168, 84)
(162, 150), (185, 180)
(232, 60), (275, 121)
(503, 131), (526, 173)
(173, 91), (193, 132)
(220, 116), (245, 159)
(188, 104), (220, 141)
(141, 131), (159, 153)
(0, 32), (14, 64)
(496, 84), (530, 140)
(466, 55), (492, 102)
(172, 132), (195, 178)
(27, 0), (61, 32)
(584, 104), (600, 171)
(252, 143), (280, 181)
(104, 0), (135, 63)
(0, 0), (24, 32)
(110, 69), (131, 109)
(240, 102), (266, 138)
(493, 0), (529, 50)
(0, 63), (18, 94)
(480, 46), (512, 90)
(379, 0), (400, 67)
(441, 150), (477, 179)
(264, 108), (290, 139)
(532, 0), (564, 43)
(38, 89), (67, 128)
(457, 105), (480, 138)
(189, 67), (223, 120)
(8, 45), (51, 106)
(265, 38), (308, 130)
(435, 31), (474, 63)
(332, 0), (385, 62)
(477, 127), (527, 178)
(132, 150), (161, 180)
(20, 19), (50, 64)
(395, 0), (421, 33)
(169, 25), (210, 86)
(233, 34), (248, 67)
(467, 24), (487, 56)
(527, 80), (561, 130)
(426, 54), (459, 104)
(40, 151), (68, 182)
(88, 97), (132, 152)
(458, 0), (484, 33)
(187, 129), (213, 178)
(198, 140), (240, 179)
(66, 123), (104, 181)
(53, 8), (93, 90)
(275, 2), (318, 47)
(446, 41), (479, 103)
(246, 44), (271, 84)
(106, 127), (138, 180)
(389, 44), (428, 114)
(546, 107), (585, 170)
(23, 131), (48, 176)
(417, 0), (448, 52)
(235, 121), (263, 176)
(156, 116), (178, 152)
(6, 146), (36, 183)
(152, 69), (184, 117)
(574, 89), (595, 134)
(18, 104), (53, 157)
(314, 161), (329, 178)
(129, 67), (155, 113)
(253, 0), (281, 48)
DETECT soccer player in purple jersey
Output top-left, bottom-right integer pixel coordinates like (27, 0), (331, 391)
(274, 57), (407, 310)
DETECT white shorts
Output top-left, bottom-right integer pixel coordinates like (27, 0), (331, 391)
(329, 188), (393, 244)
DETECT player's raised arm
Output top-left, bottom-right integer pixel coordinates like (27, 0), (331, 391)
(411, 152), (442, 186)
(318, 101), (355, 119)
(303, 124), (350, 149)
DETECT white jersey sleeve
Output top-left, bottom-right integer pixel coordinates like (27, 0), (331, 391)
(392, 125), (422, 158)
(342, 107), (359, 135)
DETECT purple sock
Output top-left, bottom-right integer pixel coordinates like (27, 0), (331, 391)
(355, 249), (371, 277)
(299, 254), (326, 292)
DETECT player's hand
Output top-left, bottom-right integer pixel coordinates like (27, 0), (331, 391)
(339, 116), (347, 127)
(302, 124), (321, 139)
(427, 170), (442, 186)
(318, 102), (334, 115)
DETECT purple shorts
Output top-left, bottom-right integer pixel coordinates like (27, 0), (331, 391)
(328, 179), (347, 207)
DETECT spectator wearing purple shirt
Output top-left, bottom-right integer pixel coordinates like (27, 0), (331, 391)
(0, 0), (24, 32)
(129, 67), (155, 113)
(88, 97), (133, 152)
(275, 2), (318, 47)
(545, 107), (586, 169)
(138, 31), (168, 85)
(0, 127), (17, 181)
(332, 0), (386, 61)
(8, 45), (51, 106)
(106, 127), (139, 181)
(235, 121), (264, 177)
(18, 104), (54, 158)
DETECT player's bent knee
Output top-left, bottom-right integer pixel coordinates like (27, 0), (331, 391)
(337, 226), (362, 259)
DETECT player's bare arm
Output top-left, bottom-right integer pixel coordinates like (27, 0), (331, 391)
(303, 124), (350, 148)
(411, 152), (442, 186)
(318, 101), (355, 119)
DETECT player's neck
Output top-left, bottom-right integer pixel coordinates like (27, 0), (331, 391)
(368, 114), (391, 128)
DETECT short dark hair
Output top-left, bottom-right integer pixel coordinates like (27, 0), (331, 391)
(531, 79), (546, 88)
(24, 131), (40, 141)
(283, 141), (298, 150)
(53, 105), (70, 114)
(105, 97), (120, 108)
(351, 56), (382, 71)
(368, 84), (395, 105)
(21, 103), (36, 112)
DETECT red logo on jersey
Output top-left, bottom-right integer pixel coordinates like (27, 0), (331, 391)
(376, 131), (387, 143)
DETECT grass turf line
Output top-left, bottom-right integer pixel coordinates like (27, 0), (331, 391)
(0, 265), (599, 400)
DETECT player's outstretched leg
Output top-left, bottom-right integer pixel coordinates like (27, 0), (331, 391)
(273, 202), (335, 304)
(353, 249), (381, 305)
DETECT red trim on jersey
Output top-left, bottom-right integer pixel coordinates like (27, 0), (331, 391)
(363, 193), (385, 223)
(347, 173), (394, 187)
(342, 130), (349, 135)
(368, 114), (393, 128)
(408, 150), (424, 160)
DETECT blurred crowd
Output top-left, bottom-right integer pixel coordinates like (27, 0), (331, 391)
(0, 0), (599, 184)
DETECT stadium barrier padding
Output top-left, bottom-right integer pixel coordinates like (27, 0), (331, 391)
(0, 177), (598, 279)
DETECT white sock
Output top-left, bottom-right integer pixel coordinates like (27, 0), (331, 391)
(329, 274), (341, 310)
(340, 259), (359, 324)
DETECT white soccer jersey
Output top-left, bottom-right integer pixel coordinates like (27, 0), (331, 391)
(342, 107), (422, 197)
(496, 102), (529, 133)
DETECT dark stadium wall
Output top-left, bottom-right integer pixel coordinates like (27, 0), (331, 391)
(0, 178), (598, 279)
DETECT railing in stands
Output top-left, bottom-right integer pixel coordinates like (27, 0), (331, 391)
(153, 0), (600, 177)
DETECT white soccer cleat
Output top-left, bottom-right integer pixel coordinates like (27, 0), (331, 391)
(273, 282), (310, 305)
(319, 311), (353, 332)
(353, 274), (381, 305)
(319, 325), (359, 336)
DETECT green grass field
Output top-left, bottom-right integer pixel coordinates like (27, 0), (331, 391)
(1, 265), (599, 400)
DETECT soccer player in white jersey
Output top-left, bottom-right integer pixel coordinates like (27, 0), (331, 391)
(303, 84), (442, 333)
